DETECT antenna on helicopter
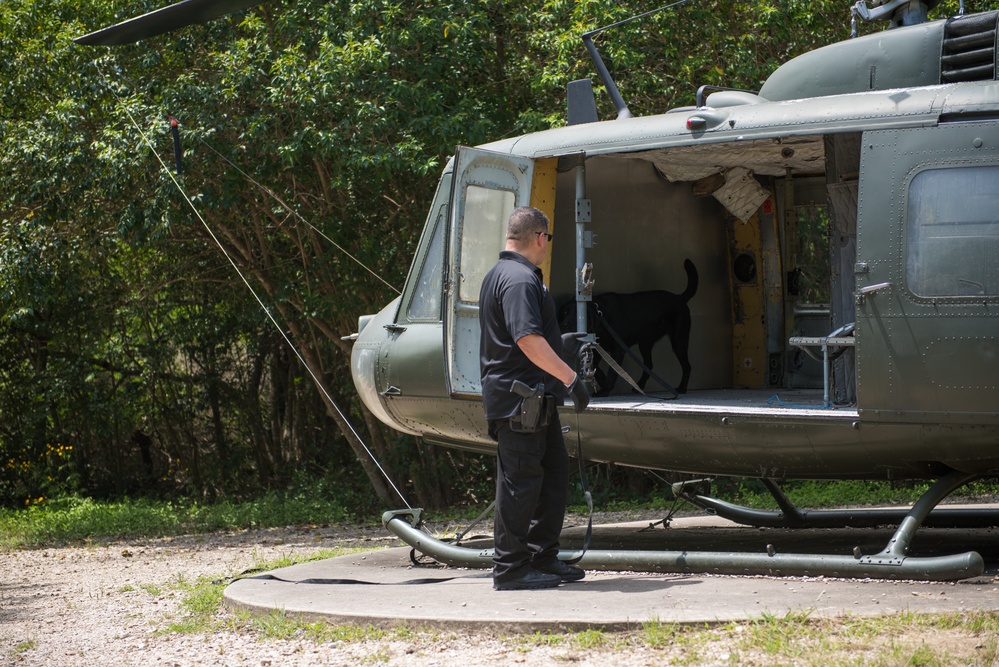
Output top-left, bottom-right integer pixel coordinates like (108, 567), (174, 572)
(577, 0), (693, 121)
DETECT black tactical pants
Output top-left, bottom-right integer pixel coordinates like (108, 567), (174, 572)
(489, 411), (569, 584)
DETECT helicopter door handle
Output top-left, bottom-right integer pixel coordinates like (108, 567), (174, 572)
(856, 281), (892, 305)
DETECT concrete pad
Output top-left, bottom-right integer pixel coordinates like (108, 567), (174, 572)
(223, 515), (999, 632)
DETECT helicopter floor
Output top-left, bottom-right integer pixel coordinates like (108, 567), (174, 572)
(587, 387), (858, 419)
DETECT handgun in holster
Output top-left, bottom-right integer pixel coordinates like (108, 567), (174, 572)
(510, 380), (548, 433)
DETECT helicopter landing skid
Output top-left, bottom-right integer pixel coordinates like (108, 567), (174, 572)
(383, 472), (986, 581)
(670, 474), (998, 530)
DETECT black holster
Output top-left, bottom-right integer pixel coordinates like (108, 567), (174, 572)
(509, 380), (552, 433)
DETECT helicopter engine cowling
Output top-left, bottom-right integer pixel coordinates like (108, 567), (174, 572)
(761, 11), (999, 102)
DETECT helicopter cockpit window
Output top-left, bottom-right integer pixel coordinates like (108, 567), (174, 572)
(458, 185), (515, 302)
(907, 166), (999, 297)
(406, 203), (446, 321)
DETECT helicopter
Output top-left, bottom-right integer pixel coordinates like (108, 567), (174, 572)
(78, 0), (999, 580)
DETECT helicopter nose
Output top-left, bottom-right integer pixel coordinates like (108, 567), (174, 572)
(350, 314), (386, 419)
(349, 300), (413, 435)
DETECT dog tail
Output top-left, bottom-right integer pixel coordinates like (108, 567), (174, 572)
(681, 259), (698, 302)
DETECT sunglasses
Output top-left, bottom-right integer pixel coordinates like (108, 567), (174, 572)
(535, 231), (553, 242)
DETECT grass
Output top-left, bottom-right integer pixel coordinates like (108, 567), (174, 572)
(0, 493), (363, 549)
(160, 546), (379, 636)
(8, 639), (37, 661)
(638, 612), (999, 666)
(4, 478), (997, 549)
(724, 611), (999, 667)
(499, 612), (999, 666)
(139, 583), (163, 596)
(573, 628), (609, 648)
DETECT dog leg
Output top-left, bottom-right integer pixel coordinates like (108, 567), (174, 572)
(636, 340), (655, 391)
(671, 314), (693, 394)
(675, 356), (691, 394)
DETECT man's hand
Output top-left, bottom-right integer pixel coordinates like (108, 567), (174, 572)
(561, 332), (586, 359)
(566, 373), (590, 412)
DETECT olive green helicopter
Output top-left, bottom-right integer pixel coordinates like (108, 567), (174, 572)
(78, 0), (999, 580)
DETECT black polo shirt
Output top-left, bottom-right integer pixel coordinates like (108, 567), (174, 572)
(479, 250), (566, 420)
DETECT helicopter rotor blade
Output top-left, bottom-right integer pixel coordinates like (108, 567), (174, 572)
(74, 0), (267, 46)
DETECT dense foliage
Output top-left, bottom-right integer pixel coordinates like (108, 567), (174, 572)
(0, 0), (974, 508)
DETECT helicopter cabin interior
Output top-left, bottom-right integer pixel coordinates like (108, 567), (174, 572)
(549, 135), (858, 409)
(436, 131), (863, 415)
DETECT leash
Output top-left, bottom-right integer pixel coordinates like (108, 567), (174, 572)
(562, 411), (593, 565)
(587, 341), (656, 397)
(589, 305), (678, 398)
(583, 338), (677, 401)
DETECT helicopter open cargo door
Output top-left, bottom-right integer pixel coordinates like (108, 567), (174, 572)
(855, 122), (999, 426)
(445, 147), (535, 398)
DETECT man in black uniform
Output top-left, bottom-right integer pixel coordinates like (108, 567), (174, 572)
(479, 206), (590, 591)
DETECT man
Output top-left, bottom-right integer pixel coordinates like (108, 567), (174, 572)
(479, 206), (590, 591)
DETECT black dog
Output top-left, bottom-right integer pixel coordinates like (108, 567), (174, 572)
(560, 259), (698, 396)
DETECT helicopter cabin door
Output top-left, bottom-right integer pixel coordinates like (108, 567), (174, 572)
(855, 122), (999, 425)
(445, 146), (535, 398)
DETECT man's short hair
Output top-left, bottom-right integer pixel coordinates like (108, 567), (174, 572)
(507, 206), (550, 242)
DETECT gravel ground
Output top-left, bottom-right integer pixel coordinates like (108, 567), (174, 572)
(1, 515), (688, 667)
(2, 513), (996, 666)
